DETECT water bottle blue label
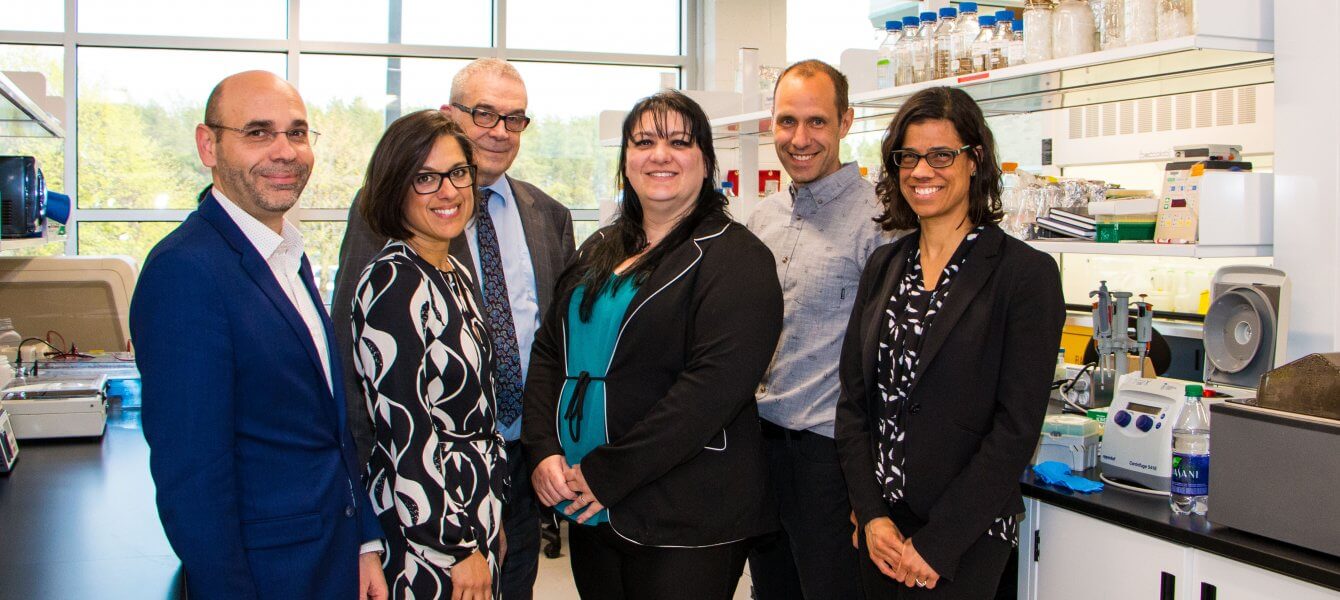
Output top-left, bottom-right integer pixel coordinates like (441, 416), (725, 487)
(1171, 453), (1209, 496)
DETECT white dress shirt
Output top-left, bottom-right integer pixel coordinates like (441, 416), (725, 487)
(464, 176), (539, 442)
(214, 190), (333, 392)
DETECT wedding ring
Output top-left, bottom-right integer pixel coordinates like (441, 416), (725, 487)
(916, 579), (927, 587)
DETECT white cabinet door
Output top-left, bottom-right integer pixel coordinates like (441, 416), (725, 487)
(1036, 503), (1191, 600)
(1018, 498), (1040, 600)
(1193, 551), (1340, 600)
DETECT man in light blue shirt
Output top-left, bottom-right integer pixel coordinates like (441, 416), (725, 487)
(332, 58), (575, 599)
(746, 60), (897, 600)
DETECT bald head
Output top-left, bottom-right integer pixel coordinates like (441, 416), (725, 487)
(205, 70), (298, 125)
(196, 70), (313, 232)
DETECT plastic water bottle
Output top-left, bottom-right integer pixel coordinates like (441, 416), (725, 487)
(1171, 384), (1211, 515)
(876, 20), (903, 89)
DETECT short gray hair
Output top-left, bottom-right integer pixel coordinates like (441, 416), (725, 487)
(449, 58), (525, 104)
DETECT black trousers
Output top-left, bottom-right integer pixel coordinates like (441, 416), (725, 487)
(855, 513), (1011, 600)
(500, 440), (540, 599)
(748, 422), (864, 600)
(568, 522), (750, 600)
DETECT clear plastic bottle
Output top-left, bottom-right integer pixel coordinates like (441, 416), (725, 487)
(932, 7), (959, 80)
(1171, 384), (1211, 516)
(1000, 162), (1024, 237)
(1052, 0), (1096, 58)
(971, 16), (997, 73)
(895, 16), (922, 85)
(914, 11), (938, 82)
(0, 318), (20, 364)
(876, 20), (903, 89)
(1023, 0), (1054, 63)
(955, 2), (982, 76)
(1010, 19), (1027, 66)
(993, 12), (1015, 69)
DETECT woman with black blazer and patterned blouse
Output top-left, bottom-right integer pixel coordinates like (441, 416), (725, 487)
(351, 109), (504, 600)
(835, 87), (1065, 598)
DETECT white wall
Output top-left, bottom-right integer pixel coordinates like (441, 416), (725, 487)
(701, 0), (788, 93)
(1273, 0), (1340, 359)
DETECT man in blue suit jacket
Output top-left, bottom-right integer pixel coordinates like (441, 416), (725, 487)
(130, 71), (386, 599)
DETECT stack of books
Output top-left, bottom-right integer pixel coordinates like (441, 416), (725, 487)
(1034, 207), (1096, 239)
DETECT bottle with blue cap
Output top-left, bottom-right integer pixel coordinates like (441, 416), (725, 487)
(971, 15), (997, 73)
(991, 11), (1015, 69)
(896, 16), (921, 85)
(914, 12), (939, 82)
(1171, 384), (1211, 515)
(1011, 19), (1026, 65)
(876, 20), (903, 88)
(932, 6), (959, 79)
(955, 2), (982, 75)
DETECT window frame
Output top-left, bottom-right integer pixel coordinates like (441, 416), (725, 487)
(1, 0), (697, 257)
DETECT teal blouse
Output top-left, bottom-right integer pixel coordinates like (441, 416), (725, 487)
(556, 275), (639, 526)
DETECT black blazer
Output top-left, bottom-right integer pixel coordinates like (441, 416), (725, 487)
(835, 224), (1064, 580)
(522, 213), (784, 547)
(331, 176), (576, 464)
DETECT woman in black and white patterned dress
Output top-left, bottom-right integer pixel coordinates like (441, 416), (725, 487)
(351, 109), (505, 600)
(835, 87), (1065, 598)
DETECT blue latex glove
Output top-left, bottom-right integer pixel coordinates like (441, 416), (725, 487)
(1033, 461), (1104, 493)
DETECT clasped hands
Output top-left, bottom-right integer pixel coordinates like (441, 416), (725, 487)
(532, 455), (604, 524)
(854, 513), (941, 590)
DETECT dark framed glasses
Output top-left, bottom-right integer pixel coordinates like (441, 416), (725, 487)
(888, 145), (974, 169)
(451, 102), (531, 132)
(206, 123), (321, 147)
(412, 165), (476, 194)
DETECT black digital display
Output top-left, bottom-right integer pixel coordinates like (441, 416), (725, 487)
(1127, 402), (1162, 415)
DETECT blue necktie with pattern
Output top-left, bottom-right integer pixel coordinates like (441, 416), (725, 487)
(475, 190), (525, 428)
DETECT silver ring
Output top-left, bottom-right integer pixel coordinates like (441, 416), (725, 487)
(916, 579), (927, 587)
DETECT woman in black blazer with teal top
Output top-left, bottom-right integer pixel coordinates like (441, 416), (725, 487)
(522, 90), (783, 599)
(835, 87), (1065, 598)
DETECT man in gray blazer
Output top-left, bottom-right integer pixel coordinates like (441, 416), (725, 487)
(331, 57), (575, 599)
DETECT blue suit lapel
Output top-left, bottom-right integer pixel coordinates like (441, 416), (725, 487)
(196, 192), (341, 430)
(299, 255), (347, 432)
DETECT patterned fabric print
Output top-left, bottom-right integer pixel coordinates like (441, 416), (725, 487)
(874, 225), (1016, 546)
(352, 241), (508, 598)
(475, 190), (525, 429)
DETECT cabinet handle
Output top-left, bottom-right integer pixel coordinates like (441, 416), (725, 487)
(1200, 582), (1217, 600)
(1160, 572), (1176, 600)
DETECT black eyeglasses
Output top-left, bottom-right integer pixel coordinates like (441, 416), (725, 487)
(888, 145), (974, 169)
(451, 103), (531, 132)
(412, 165), (476, 194)
(206, 123), (320, 147)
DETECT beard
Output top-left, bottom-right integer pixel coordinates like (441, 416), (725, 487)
(217, 160), (310, 215)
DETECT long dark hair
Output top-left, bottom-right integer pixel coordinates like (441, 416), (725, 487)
(358, 109), (477, 240)
(559, 90), (728, 322)
(875, 86), (1004, 231)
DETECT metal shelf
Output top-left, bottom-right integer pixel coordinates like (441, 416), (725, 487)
(708, 35), (1273, 145)
(1027, 239), (1271, 258)
(0, 72), (64, 138)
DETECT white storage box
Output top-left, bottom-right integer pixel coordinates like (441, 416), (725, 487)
(1035, 415), (1102, 471)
